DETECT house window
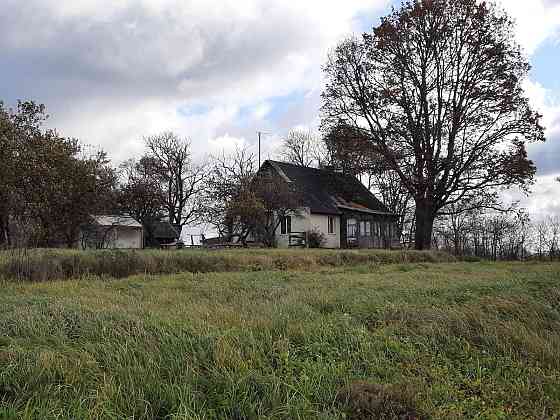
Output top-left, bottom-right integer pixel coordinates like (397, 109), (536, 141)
(280, 216), (291, 235)
(359, 221), (371, 237)
(364, 221), (371, 237)
(347, 218), (357, 238)
(328, 217), (335, 234)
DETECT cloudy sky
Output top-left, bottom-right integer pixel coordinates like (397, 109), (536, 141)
(1, 0), (559, 219)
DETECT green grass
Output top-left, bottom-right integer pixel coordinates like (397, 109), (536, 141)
(1, 258), (560, 419)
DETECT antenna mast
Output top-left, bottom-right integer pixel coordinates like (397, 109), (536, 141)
(257, 131), (269, 168)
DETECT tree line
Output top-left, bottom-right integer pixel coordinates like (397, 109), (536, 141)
(0, 101), (300, 249)
(0, 0), (551, 253)
(0, 101), (554, 256)
(0, 102), (207, 248)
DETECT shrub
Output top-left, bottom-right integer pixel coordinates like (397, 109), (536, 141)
(306, 229), (326, 248)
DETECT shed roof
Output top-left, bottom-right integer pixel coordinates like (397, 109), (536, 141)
(91, 215), (143, 228)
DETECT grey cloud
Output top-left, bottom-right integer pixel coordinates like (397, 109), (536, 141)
(1, 0), (361, 160)
(0, 1), (325, 109)
(528, 117), (560, 176)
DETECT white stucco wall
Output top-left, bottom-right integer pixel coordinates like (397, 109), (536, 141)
(308, 213), (340, 249)
(113, 227), (143, 249)
(275, 208), (340, 249)
(80, 226), (143, 250)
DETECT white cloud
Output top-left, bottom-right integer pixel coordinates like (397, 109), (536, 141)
(3, 0), (560, 220)
(208, 134), (247, 154)
(251, 103), (272, 121)
(497, 0), (560, 54)
(0, 0), (390, 161)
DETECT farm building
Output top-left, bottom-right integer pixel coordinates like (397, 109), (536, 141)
(149, 221), (182, 248)
(256, 160), (400, 249)
(79, 215), (144, 249)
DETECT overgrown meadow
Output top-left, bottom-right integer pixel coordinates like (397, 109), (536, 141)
(1, 250), (559, 419)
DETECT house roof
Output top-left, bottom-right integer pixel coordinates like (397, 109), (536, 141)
(92, 215), (143, 228)
(261, 160), (395, 216)
(151, 221), (181, 240)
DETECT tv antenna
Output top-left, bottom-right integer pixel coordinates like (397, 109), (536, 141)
(257, 131), (269, 168)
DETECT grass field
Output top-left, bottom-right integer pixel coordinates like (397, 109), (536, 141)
(1, 255), (560, 419)
(0, 248), (455, 282)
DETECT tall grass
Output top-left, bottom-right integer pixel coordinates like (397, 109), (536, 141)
(0, 262), (559, 418)
(0, 248), (456, 282)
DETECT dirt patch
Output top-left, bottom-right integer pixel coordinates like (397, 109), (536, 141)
(336, 382), (423, 420)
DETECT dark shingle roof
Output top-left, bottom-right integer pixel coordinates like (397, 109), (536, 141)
(151, 221), (181, 240)
(261, 160), (394, 216)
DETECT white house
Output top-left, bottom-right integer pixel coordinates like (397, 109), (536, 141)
(79, 215), (144, 249)
(258, 161), (401, 249)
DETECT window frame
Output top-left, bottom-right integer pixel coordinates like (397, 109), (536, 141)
(364, 221), (371, 237)
(280, 216), (292, 235)
(328, 216), (335, 235)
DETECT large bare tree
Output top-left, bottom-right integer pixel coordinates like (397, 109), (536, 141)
(203, 147), (257, 238)
(322, 0), (545, 249)
(278, 129), (329, 168)
(144, 132), (206, 228)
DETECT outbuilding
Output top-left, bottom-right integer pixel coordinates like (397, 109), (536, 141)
(79, 215), (144, 249)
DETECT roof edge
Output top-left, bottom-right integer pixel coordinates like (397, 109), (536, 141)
(336, 205), (396, 217)
(266, 160), (293, 183)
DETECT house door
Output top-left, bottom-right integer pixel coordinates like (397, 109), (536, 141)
(347, 218), (358, 247)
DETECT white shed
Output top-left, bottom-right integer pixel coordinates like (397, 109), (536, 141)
(79, 215), (144, 249)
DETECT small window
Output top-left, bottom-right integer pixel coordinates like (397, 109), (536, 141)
(280, 216), (292, 235)
(328, 217), (335, 234)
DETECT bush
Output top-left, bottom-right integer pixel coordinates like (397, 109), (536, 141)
(306, 229), (326, 248)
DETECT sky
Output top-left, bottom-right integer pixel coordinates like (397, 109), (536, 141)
(1, 0), (559, 222)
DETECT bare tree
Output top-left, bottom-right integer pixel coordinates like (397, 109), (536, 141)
(546, 216), (560, 260)
(236, 174), (302, 247)
(434, 205), (531, 260)
(278, 129), (329, 168)
(203, 147), (257, 239)
(322, 0), (545, 249)
(144, 132), (206, 227)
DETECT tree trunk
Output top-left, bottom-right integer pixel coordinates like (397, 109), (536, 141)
(414, 201), (435, 250)
(0, 217), (8, 248)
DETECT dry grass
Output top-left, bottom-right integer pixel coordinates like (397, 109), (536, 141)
(0, 248), (455, 282)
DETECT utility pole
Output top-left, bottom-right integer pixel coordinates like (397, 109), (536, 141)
(258, 131), (262, 168)
(257, 131), (268, 168)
